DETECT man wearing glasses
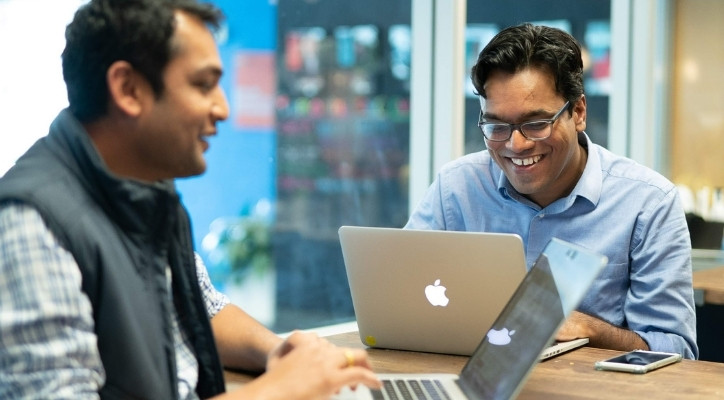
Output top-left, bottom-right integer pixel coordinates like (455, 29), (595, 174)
(406, 23), (697, 359)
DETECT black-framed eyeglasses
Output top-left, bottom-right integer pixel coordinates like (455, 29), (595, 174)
(477, 101), (571, 142)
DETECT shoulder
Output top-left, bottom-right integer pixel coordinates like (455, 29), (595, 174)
(438, 150), (495, 177)
(592, 143), (675, 196)
(431, 151), (501, 196)
(0, 202), (45, 236)
(0, 201), (82, 287)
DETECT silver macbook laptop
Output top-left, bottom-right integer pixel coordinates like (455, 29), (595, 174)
(540, 337), (589, 360)
(339, 226), (527, 356)
(336, 237), (608, 400)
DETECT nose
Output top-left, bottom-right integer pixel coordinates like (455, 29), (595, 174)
(506, 127), (534, 152)
(212, 86), (230, 122)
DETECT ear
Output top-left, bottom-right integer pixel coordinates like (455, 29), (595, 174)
(106, 61), (148, 117)
(572, 94), (587, 132)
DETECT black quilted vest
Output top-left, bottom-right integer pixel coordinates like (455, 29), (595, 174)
(0, 110), (225, 399)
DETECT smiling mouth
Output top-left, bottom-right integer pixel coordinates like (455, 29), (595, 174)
(199, 135), (211, 150)
(510, 155), (542, 166)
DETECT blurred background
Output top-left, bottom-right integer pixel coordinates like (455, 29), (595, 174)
(2, 1), (723, 355)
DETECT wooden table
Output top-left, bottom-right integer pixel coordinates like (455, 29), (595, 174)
(693, 265), (724, 362)
(693, 265), (724, 305)
(225, 331), (724, 399)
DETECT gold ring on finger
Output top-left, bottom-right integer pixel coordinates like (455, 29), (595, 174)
(344, 350), (355, 368)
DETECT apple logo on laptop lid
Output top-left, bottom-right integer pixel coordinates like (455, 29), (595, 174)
(487, 327), (516, 345)
(425, 279), (450, 306)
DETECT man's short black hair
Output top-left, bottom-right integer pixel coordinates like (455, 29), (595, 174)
(470, 23), (584, 108)
(62, 0), (223, 122)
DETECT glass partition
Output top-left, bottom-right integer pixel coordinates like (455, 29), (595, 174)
(177, 0), (412, 332)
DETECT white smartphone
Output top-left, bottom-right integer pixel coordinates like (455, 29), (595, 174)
(594, 350), (682, 374)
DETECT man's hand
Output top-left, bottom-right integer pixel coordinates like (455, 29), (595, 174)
(556, 311), (649, 352)
(227, 331), (380, 400)
(555, 311), (593, 342)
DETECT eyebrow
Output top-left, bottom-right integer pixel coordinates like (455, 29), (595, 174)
(193, 65), (224, 80)
(482, 108), (555, 123)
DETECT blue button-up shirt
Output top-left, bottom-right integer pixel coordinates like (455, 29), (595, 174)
(406, 133), (698, 359)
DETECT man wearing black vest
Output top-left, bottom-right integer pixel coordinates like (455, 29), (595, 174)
(0, 0), (379, 398)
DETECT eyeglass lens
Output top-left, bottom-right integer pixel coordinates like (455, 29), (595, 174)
(478, 101), (570, 142)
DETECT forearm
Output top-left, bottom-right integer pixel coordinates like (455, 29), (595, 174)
(585, 317), (649, 352)
(557, 311), (649, 352)
(211, 303), (283, 371)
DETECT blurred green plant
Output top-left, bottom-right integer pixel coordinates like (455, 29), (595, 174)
(202, 200), (275, 287)
(218, 216), (272, 281)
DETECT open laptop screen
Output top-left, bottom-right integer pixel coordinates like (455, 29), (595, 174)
(458, 239), (607, 400)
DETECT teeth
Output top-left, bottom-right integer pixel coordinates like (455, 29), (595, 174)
(511, 155), (541, 166)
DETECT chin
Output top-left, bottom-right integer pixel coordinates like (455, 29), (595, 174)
(508, 180), (541, 196)
(191, 165), (207, 177)
(178, 163), (207, 179)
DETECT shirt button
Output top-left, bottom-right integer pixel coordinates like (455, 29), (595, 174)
(538, 214), (545, 218)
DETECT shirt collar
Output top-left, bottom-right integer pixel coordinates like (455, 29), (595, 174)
(569, 132), (601, 207)
(496, 132), (602, 210)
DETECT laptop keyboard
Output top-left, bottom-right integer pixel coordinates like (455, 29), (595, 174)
(370, 378), (452, 400)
